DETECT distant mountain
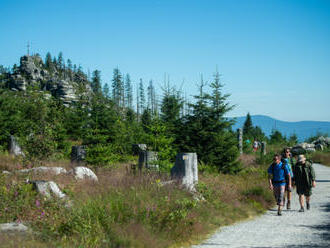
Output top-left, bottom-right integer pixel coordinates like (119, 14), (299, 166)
(230, 115), (330, 142)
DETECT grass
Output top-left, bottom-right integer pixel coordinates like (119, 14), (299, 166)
(0, 154), (274, 248)
(309, 149), (330, 166)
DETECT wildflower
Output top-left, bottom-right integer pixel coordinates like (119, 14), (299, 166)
(35, 199), (41, 207)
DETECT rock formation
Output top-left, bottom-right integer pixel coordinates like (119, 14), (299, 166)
(7, 54), (92, 105)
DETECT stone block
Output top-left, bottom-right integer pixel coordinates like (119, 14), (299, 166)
(171, 153), (198, 190)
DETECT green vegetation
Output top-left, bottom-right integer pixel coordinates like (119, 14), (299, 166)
(0, 157), (273, 248)
(310, 148), (330, 167)
(0, 52), (325, 247)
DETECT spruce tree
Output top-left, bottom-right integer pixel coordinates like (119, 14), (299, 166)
(180, 73), (240, 173)
(139, 79), (146, 112)
(91, 70), (102, 94)
(243, 112), (253, 139)
(102, 83), (110, 98)
(124, 74), (133, 109)
(112, 68), (123, 106)
(45, 52), (52, 70)
(57, 52), (64, 69)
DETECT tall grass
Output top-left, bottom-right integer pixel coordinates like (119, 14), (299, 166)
(310, 149), (330, 166)
(0, 155), (273, 248)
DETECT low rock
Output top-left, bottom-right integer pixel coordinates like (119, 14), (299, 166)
(30, 180), (66, 199)
(315, 144), (324, 151)
(306, 147), (316, 153)
(70, 166), (98, 181)
(18, 166), (67, 175)
(0, 223), (29, 232)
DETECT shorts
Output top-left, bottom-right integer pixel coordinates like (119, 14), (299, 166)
(273, 185), (285, 206)
(296, 186), (312, 197)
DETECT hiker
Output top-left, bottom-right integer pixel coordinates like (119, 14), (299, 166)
(252, 140), (259, 152)
(268, 154), (292, 216)
(293, 154), (316, 212)
(281, 148), (295, 210)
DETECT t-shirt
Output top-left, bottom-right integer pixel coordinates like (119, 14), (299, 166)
(283, 157), (294, 178)
(267, 162), (290, 186)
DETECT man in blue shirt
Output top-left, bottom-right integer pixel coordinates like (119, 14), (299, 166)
(268, 154), (292, 216)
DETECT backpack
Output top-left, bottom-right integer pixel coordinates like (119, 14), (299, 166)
(271, 161), (288, 184)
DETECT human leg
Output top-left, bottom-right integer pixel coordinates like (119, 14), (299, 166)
(274, 185), (285, 215)
(299, 194), (305, 212)
(287, 190), (291, 209)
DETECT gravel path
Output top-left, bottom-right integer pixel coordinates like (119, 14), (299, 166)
(192, 163), (330, 248)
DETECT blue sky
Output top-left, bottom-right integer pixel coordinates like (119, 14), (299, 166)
(1, 0), (329, 122)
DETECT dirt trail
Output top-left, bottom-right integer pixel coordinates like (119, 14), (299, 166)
(192, 163), (330, 248)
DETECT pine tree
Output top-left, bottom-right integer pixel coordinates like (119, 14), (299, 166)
(102, 83), (110, 98)
(139, 79), (146, 112)
(124, 74), (133, 109)
(91, 70), (102, 94)
(179, 73), (240, 173)
(243, 113), (253, 139)
(112, 68), (123, 106)
(45, 52), (52, 70)
(57, 52), (64, 69)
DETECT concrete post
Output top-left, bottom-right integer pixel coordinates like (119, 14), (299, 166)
(171, 153), (198, 190)
(261, 142), (267, 155)
(71, 146), (86, 165)
(138, 151), (158, 170)
(237, 128), (243, 155)
(9, 135), (24, 156)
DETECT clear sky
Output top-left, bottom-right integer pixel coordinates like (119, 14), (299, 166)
(1, 0), (329, 122)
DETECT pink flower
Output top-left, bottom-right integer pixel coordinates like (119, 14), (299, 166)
(35, 199), (41, 207)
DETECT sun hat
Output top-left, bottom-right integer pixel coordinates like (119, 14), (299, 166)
(298, 154), (306, 163)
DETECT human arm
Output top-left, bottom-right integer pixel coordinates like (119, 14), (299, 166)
(310, 165), (316, 187)
(267, 166), (273, 190)
(268, 176), (273, 190)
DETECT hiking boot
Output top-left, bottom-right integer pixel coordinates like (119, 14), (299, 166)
(277, 210), (282, 216)
(299, 207), (305, 212)
(307, 202), (310, 210)
(287, 201), (291, 210)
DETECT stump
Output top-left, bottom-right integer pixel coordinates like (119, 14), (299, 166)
(71, 146), (86, 165)
(138, 151), (159, 170)
(171, 153), (198, 190)
(9, 135), (24, 156)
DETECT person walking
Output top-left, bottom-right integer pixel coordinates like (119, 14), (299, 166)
(268, 154), (292, 216)
(282, 148), (295, 210)
(293, 154), (316, 212)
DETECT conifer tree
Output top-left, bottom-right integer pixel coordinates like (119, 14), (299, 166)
(180, 73), (240, 173)
(112, 68), (123, 106)
(45, 52), (52, 70)
(124, 74), (133, 109)
(91, 70), (101, 94)
(57, 52), (64, 69)
(103, 83), (110, 98)
(243, 112), (253, 139)
(139, 79), (146, 112)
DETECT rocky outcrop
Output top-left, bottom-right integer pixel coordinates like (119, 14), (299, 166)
(8, 54), (92, 105)
(291, 137), (330, 155)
